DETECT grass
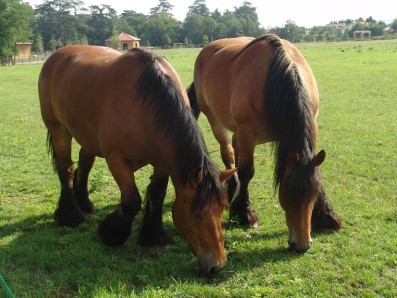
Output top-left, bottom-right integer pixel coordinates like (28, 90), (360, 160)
(1, 40), (396, 297)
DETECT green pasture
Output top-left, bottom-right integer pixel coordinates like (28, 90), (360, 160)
(1, 40), (396, 297)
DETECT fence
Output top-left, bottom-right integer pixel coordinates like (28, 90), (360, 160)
(0, 52), (52, 66)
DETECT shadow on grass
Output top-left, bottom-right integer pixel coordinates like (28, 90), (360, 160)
(1, 202), (313, 296)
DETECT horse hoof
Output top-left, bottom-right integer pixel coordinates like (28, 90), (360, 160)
(54, 206), (85, 227)
(78, 198), (95, 214)
(230, 209), (260, 227)
(98, 211), (133, 246)
(138, 225), (172, 247)
(73, 187), (95, 213)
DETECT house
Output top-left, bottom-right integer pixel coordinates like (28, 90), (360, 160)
(325, 23), (348, 33)
(15, 42), (32, 59)
(105, 32), (141, 51)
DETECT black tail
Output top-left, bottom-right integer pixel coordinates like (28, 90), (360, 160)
(187, 82), (201, 119)
(46, 131), (58, 172)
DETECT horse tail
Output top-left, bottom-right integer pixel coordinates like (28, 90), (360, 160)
(187, 82), (201, 119)
(263, 34), (315, 187)
(46, 131), (58, 172)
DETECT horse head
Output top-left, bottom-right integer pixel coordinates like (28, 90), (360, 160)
(278, 150), (326, 252)
(172, 167), (235, 275)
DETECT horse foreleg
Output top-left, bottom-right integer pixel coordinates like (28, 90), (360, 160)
(51, 129), (85, 227)
(98, 155), (142, 246)
(138, 166), (171, 247)
(229, 134), (259, 227)
(311, 184), (342, 231)
(73, 147), (95, 213)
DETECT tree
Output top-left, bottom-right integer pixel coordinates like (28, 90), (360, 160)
(222, 11), (244, 37)
(233, 1), (258, 24)
(32, 32), (44, 53)
(35, 0), (87, 50)
(150, 0), (174, 16)
(87, 5), (118, 45)
(119, 10), (147, 39)
(107, 33), (120, 49)
(143, 13), (180, 47)
(276, 20), (306, 42)
(233, 1), (263, 36)
(182, 14), (203, 44)
(187, 0), (210, 17)
(0, 0), (34, 62)
(202, 34), (209, 46)
(347, 18), (386, 38)
(391, 19), (397, 33)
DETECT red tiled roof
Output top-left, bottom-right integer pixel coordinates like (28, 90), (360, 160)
(117, 32), (141, 41)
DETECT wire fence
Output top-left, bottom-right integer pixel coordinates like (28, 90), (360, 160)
(1, 52), (53, 66)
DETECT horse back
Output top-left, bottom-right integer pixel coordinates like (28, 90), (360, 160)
(38, 45), (165, 161)
(38, 45), (122, 127)
(193, 36), (319, 143)
(194, 37), (273, 140)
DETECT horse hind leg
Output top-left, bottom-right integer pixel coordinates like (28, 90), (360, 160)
(138, 166), (171, 247)
(226, 133), (240, 200)
(48, 128), (85, 227)
(208, 118), (238, 202)
(73, 147), (95, 213)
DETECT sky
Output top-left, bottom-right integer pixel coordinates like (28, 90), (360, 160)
(27, 0), (397, 28)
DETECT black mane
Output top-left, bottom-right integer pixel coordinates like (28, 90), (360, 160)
(247, 35), (320, 198)
(130, 48), (225, 212)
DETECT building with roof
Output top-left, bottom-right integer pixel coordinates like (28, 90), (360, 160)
(105, 32), (141, 51)
(15, 42), (33, 59)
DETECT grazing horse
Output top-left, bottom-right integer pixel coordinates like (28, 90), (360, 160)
(38, 45), (235, 275)
(188, 34), (342, 252)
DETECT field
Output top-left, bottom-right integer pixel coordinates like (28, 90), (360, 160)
(1, 40), (396, 297)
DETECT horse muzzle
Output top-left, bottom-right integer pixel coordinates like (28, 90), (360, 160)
(197, 253), (227, 276)
(288, 239), (313, 253)
(288, 229), (313, 253)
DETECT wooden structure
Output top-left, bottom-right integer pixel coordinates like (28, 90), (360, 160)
(16, 42), (32, 59)
(105, 32), (140, 50)
(353, 30), (371, 41)
(313, 34), (327, 43)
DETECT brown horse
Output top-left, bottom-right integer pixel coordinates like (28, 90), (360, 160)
(38, 45), (235, 275)
(188, 34), (342, 252)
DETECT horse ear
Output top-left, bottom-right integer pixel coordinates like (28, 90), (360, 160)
(313, 150), (326, 167)
(286, 152), (300, 171)
(188, 167), (204, 189)
(220, 168), (238, 182)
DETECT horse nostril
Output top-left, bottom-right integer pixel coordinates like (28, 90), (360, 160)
(289, 241), (311, 253)
(198, 259), (220, 277)
(207, 265), (220, 277)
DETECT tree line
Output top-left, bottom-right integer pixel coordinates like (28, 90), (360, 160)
(1, 0), (397, 60)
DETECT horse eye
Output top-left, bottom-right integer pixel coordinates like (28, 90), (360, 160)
(195, 214), (203, 220)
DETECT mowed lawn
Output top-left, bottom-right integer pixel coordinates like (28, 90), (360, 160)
(0, 40), (396, 297)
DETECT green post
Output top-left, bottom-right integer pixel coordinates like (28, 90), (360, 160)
(0, 275), (15, 298)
